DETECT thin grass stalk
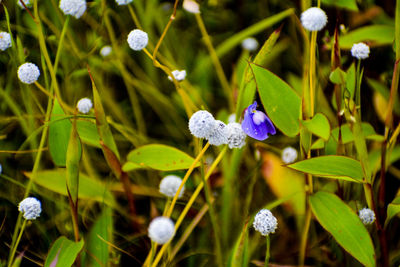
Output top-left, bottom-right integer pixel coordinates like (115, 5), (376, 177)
(7, 220), (27, 267)
(127, 5), (143, 29)
(264, 235), (270, 267)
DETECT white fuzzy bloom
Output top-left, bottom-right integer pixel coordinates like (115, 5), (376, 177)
(100, 46), (112, 57)
(228, 114), (236, 123)
(77, 98), (93, 114)
(301, 7), (328, 31)
(207, 120), (228, 146)
(59, 0), (86, 19)
(188, 110), (215, 138)
(359, 208), (375, 225)
(159, 175), (184, 198)
(115, 0), (132, 5)
(17, 0), (32, 9)
(168, 70), (187, 82)
(226, 122), (246, 149)
(241, 37), (259, 52)
(282, 147), (298, 164)
(0, 32), (12, 51)
(148, 217), (175, 244)
(18, 197), (41, 220)
(183, 0), (200, 14)
(18, 63), (40, 84)
(127, 29), (148, 51)
(253, 209), (278, 236)
(351, 42), (370, 60)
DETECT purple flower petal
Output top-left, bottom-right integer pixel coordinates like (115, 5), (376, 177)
(241, 101), (276, 141)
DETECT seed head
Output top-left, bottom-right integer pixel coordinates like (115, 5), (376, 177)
(168, 70), (187, 82)
(77, 98), (93, 114)
(241, 37), (259, 52)
(282, 147), (298, 164)
(116, 0), (133, 5)
(159, 175), (184, 198)
(100, 46), (112, 57)
(0, 32), (12, 51)
(127, 29), (148, 51)
(188, 110), (215, 139)
(59, 0), (87, 19)
(148, 217), (175, 244)
(253, 209), (278, 236)
(18, 197), (41, 220)
(301, 7), (328, 31)
(18, 63), (40, 84)
(359, 208), (375, 225)
(207, 120), (228, 146)
(226, 122), (246, 149)
(351, 42), (370, 60)
(183, 0), (200, 14)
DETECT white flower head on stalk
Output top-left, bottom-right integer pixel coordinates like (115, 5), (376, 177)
(127, 29), (148, 51)
(241, 37), (259, 52)
(207, 120), (228, 146)
(183, 0), (200, 14)
(17, 0), (32, 9)
(148, 217), (175, 244)
(351, 42), (370, 60)
(0, 32), (12, 51)
(100, 45), (112, 57)
(59, 0), (87, 19)
(168, 70), (187, 82)
(115, 0), (133, 5)
(300, 7), (328, 31)
(18, 62), (40, 84)
(226, 122), (246, 149)
(282, 147), (298, 164)
(359, 208), (375, 225)
(253, 209), (278, 236)
(159, 175), (184, 198)
(188, 110), (216, 138)
(18, 197), (41, 220)
(77, 98), (92, 114)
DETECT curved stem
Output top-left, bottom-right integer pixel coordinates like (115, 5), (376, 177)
(8, 220), (27, 267)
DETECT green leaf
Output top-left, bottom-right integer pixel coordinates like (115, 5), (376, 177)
(321, 0), (358, 11)
(287, 156), (364, 182)
(66, 117), (82, 205)
(368, 146), (400, 175)
(302, 113), (331, 141)
(339, 25), (395, 49)
(311, 138), (325, 150)
(24, 169), (116, 207)
(310, 192), (375, 267)
(366, 78), (400, 115)
(331, 123), (383, 144)
(123, 144), (200, 171)
(76, 119), (101, 148)
(49, 99), (71, 167)
(346, 63), (356, 99)
(251, 64), (301, 137)
(44, 236), (84, 267)
(386, 196), (400, 226)
(82, 207), (113, 267)
(329, 67), (347, 85)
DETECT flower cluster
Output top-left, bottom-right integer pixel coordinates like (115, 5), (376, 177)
(351, 42), (370, 60)
(159, 175), (185, 198)
(168, 70), (187, 82)
(183, 0), (200, 14)
(116, 0), (133, 5)
(359, 208), (375, 225)
(300, 7), (327, 32)
(18, 63), (40, 84)
(127, 29), (148, 51)
(18, 197), (42, 220)
(100, 45), (112, 57)
(148, 216), (175, 244)
(282, 147), (298, 164)
(77, 98), (93, 114)
(253, 209), (278, 236)
(241, 37), (259, 52)
(0, 32), (12, 51)
(59, 0), (87, 19)
(188, 110), (246, 148)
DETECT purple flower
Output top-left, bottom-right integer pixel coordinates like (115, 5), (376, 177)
(241, 101), (276, 141)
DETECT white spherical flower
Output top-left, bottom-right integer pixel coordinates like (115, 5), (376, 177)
(228, 113), (236, 123)
(0, 32), (12, 51)
(127, 29), (148, 51)
(282, 147), (298, 164)
(159, 175), (184, 198)
(359, 208), (375, 225)
(77, 98), (93, 114)
(241, 37), (259, 52)
(207, 120), (228, 146)
(351, 42), (370, 60)
(301, 7), (327, 31)
(188, 110), (215, 138)
(17, 0), (32, 9)
(115, 0), (132, 5)
(18, 197), (41, 220)
(100, 45), (112, 57)
(168, 70), (187, 82)
(59, 0), (86, 19)
(18, 62), (40, 84)
(253, 209), (278, 236)
(148, 217), (175, 244)
(183, 0), (200, 14)
(226, 122), (246, 149)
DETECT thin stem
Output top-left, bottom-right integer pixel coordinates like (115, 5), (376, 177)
(194, 13), (233, 112)
(309, 31), (317, 117)
(264, 235), (270, 267)
(8, 220), (27, 267)
(127, 5), (142, 29)
(299, 202), (312, 266)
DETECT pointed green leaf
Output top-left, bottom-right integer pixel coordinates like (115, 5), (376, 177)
(331, 123), (383, 144)
(339, 25), (395, 49)
(287, 156), (364, 182)
(49, 99), (71, 167)
(311, 138), (325, 150)
(251, 64), (301, 137)
(123, 144), (200, 171)
(310, 192), (375, 267)
(44, 236), (84, 267)
(302, 113), (331, 141)
(66, 117), (82, 205)
(329, 67), (347, 85)
(386, 196), (400, 226)
(24, 169), (116, 207)
(321, 0), (358, 11)
(76, 119), (101, 148)
(366, 78), (400, 115)
(346, 63), (356, 99)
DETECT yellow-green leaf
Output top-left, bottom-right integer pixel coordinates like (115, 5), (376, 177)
(66, 117), (82, 205)
(331, 123), (383, 144)
(339, 25), (395, 49)
(386, 196), (400, 227)
(44, 236), (84, 267)
(302, 113), (331, 141)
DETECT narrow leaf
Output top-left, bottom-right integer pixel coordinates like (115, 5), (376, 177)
(338, 25), (395, 49)
(66, 116), (82, 205)
(346, 63), (356, 99)
(386, 196), (400, 226)
(321, 0), (358, 11)
(44, 236), (84, 267)
(331, 123), (382, 144)
(310, 192), (375, 267)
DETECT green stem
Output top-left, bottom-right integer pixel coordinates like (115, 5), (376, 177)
(8, 220), (27, 267)
(264, 235), (270, 267)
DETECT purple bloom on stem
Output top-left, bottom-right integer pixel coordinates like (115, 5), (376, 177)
(241, 101), (276, 141)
